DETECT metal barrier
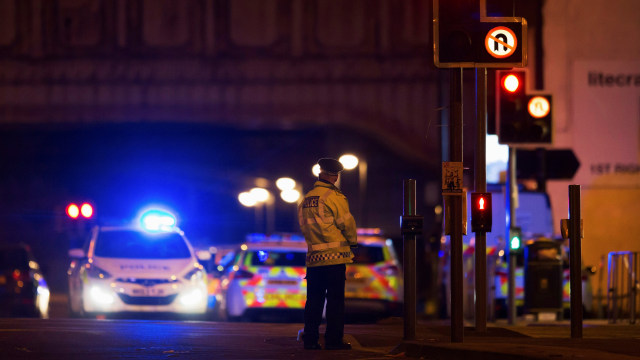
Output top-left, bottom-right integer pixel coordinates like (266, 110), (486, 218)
(607, 251), (638, 324)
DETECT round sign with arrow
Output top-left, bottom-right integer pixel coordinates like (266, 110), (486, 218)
(485, 26), (517, 59)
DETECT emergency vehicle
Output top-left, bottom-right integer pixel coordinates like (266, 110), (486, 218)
(346, 228), (403, 317)
(217, 233), (307, 321)
(67, 209), (208, 318)
(218, 229), (403, 321)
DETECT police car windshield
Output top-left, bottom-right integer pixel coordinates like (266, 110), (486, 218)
(352, 245), (385, 264)
(95, 230), (192, 259)
(248, 250), (306, 267)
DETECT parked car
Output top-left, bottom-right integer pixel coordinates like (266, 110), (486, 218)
(67, 210), (207, 318)
(219, 229), (403, 321)
(218, 234), (307, 321)
(0, 243), (50, 318)
(345, 229), (403, 317)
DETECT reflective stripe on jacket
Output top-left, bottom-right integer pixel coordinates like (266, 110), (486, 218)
(298, 180), (358, 267)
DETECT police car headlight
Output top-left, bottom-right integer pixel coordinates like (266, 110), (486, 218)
(178, 288), (206, 307)
(88, 285), (115, 306)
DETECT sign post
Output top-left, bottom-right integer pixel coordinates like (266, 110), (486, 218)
(434, 0), (528, 343)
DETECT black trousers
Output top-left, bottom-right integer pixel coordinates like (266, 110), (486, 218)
(303, 264), (346, 345)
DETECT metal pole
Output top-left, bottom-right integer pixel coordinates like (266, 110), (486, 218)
(569, 184), (583, 338)
(607, 252), (613, 323)
(474, 68), (487, 332)
(358, 160), (368, 227)
(632, 252), (637, 324)
(450, 68), (464, 343)
(403, 179), (417, 340)
(507, 147), (517, 325)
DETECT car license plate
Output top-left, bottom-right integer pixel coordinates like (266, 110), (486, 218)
(265, 293), (304, 302)
(131, 288), (165, 296)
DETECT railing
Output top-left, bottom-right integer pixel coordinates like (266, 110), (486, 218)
(607, 251), (638, 324)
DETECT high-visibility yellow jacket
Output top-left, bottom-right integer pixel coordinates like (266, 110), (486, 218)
(298, 180), (358, 267)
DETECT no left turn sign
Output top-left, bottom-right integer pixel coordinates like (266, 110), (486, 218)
(485, 26), (517, 59)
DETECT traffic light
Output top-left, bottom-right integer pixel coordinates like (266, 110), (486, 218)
(470, 192), (492, 233)
(496, 70), (553, 144)
(509, 226), (523, 250)
(66, 203), (94, 219)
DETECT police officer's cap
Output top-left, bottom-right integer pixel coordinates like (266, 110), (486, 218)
(318, 158), (344, 176)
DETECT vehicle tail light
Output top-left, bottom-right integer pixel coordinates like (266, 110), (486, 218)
(12, 269), (29, 282)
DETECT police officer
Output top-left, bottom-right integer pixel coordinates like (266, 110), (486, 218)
(298, 158), (358, 350)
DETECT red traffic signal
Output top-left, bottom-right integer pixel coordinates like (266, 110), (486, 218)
(496, 70), (552, 145)
(471, 192), (492, 233)
(66, 203), (93, 219)
(501, 73), (523, 94)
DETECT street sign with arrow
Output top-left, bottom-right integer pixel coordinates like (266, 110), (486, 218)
(516, 149), (580, 180)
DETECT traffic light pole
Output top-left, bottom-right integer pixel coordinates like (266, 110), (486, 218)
(450, 68), (464, 343)
(507, 147), (517, 325)
(569, 185), (583, 338)
(474, 68), (487, 332)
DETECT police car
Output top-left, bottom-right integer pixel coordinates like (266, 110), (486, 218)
(345, 228), (403, 317)
(219, 229), (403, 321)
(67, 209), (208, 318)
(218, 233), (307, 321)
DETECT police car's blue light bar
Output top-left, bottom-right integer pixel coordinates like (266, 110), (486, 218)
(246, 233), (305, 243)
(140, 209), (176, 232)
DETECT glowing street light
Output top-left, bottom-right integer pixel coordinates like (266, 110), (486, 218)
(249, 187), (270, 203)
(276, 177), (296, 191)
(238, 192), (257, 207)
(280, 189), (301, 203)
(312, 164), (321, 177)
(339, 154), (359, 170)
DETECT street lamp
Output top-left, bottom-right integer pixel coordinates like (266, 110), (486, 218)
(276, 177), (300, 203)
(312, 164), (321, 177)
(238, 192), (257, 207)
(276, 177), (296, 191)
(280, 189), (301, 203)
(339, 154), (359, 170)
(249, 187), (270, 203)
(340, 154), (367, 227)
(239, 178), (301, 233)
